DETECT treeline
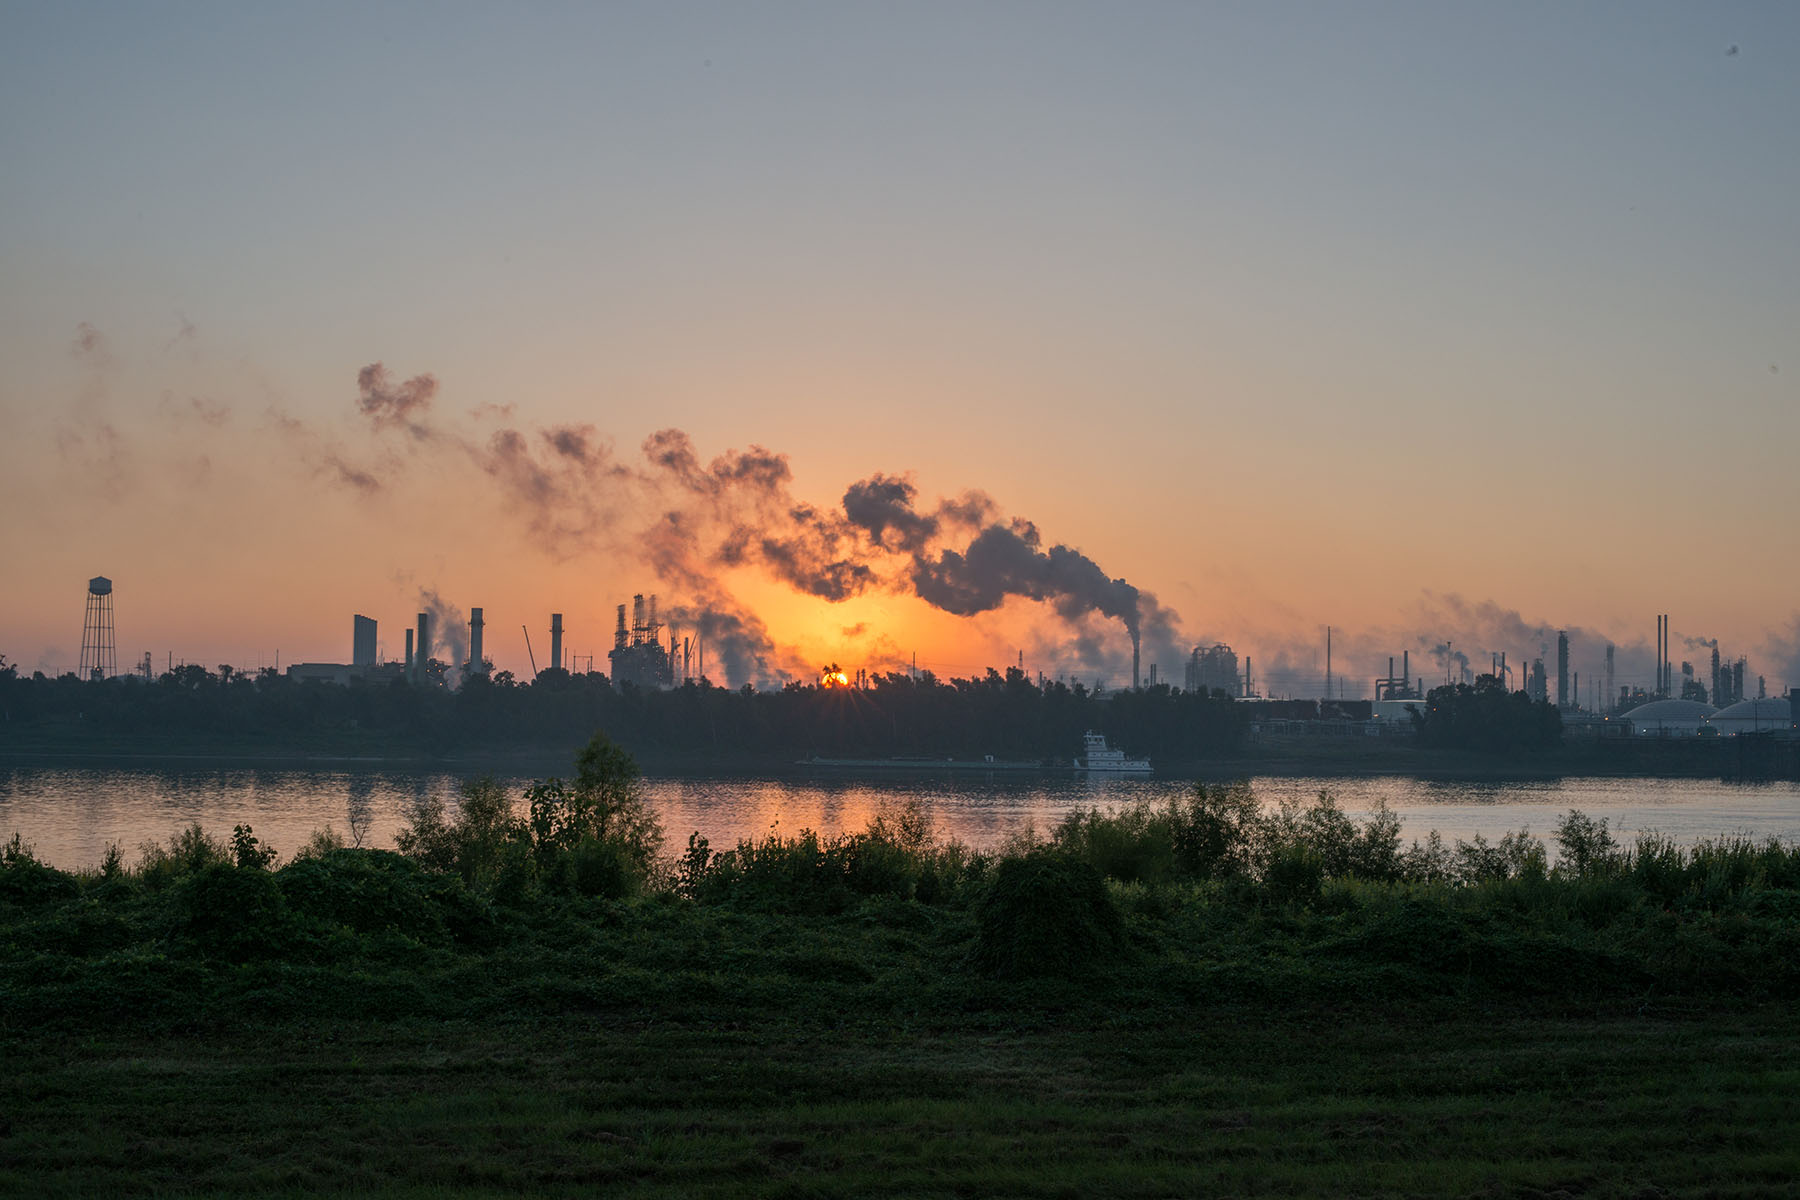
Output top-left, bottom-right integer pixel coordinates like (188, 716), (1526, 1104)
(1413, 676), (1562, 751)
(3, 734), (1797, 1037)
(0, 660), (1249, 762)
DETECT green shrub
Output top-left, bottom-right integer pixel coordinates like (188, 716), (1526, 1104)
(569, 836), (641, 899)
(526, 734), (663, 871)
(1554, 810), (1619, 877)
(230, 824), (277, 870)
(1263, 843), (1324, 908)
(969, 850), (1123, 979)
(137, 824), (230, 890)
(175, 863), (293, 961)
(279, 849), (457, 943)
(0, 834), (80, 907)
(395, 776), (526, 888)
(1170, 782), (1262, 879)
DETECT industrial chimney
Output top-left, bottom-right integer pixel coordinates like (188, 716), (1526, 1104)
(404, 628), (414, 675)
(550, 613), (564, 672)
(468, 607), (484, 675)
(415, 612), (430, 685)
(1556, 631), (1569, 710)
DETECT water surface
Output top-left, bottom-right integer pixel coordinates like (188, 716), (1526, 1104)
(4, 764), (1798, 870)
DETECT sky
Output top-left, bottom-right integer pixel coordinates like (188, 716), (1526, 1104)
(3, 2), (1797, 698)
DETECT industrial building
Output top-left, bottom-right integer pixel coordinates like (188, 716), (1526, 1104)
(608, 594), (676, 689)
(1618, 698), (1717, 737)
(1709, 696), (1793, 737)
(1373, 652), (1423, 702)
(1183, 644), (1241, 697)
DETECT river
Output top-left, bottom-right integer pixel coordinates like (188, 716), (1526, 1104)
(4, 763), (1799, 870)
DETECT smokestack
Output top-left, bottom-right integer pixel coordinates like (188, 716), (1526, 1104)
(1556, 631), (1568, 710)
(1132, 632), (1141, 690)
(404, 628), (413, 674)
(1325, 627), (1332, 701)
(1402, 650), (1410, 693)
(550, 613), (564, 672)
(468, 607), (484, 674)
(416, 612), (430, 684)
(353, 614), (377, 668)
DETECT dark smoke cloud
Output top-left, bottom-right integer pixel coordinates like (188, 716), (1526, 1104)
(355, 363), (438, 436)
(1684, 635), (1719, 651)
(842, 473), (943, 553)
(641, 430), (879, 603)
(322, 454), (381, 494)
(841, 476), (1184, 676)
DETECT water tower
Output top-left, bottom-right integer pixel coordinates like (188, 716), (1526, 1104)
(80, 576), (116, 680)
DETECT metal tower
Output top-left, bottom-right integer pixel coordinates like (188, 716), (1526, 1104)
(80, 576), (115, 679)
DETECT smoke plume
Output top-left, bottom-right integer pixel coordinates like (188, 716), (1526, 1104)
(356, 364), (438, 436)
(419, 589), (467, 684)
(321, 366), (1184, 687)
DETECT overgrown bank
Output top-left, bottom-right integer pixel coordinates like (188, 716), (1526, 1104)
(6, 733), (1799, 1029)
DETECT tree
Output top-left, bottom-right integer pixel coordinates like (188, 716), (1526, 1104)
(1412, 676), (1561, 752)
(526, 731), (664, 869)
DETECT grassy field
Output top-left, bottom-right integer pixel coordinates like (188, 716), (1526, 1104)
(6, 1004), (1797, 1197)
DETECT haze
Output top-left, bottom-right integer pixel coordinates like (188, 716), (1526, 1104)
(3, 3), (1797, 695)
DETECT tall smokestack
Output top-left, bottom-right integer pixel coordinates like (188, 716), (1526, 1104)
(1655, 615), (1663, 696)
(1132, 632), (1141, 690)
(404, 628), (413, 674)
(550, 613), (564, 672)
(416, 612), (430, 684)
(1556, 631), (1569, 710)
(1402, 650), (1410, 694)
(469, 607), (484, 674)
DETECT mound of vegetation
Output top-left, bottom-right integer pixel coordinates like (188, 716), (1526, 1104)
(4, 730), (1800, 1037)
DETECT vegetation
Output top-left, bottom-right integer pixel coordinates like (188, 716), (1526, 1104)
(4, 733), (1799, 1194)
(0, 658), (1248, 762)
(1413, 674), (1563, 751)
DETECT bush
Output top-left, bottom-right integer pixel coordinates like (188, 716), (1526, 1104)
(970, 850), (1123, 979)
(395, 777), (525, 887)
(231, 824), (278, 870)
(138, 824), (229, 890)
(175, 863), (293, 961)
(280, 849), (452, 942)
(1171, 782), (1262, 879)
(1554, 811), (1619, 877)
(526, 734), (663, 870)
(0, 834), (80, 907)
(568, 836), (641, 900)
(1263, 843), (1324, 907)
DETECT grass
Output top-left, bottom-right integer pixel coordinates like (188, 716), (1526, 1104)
(5, 1007), (1797, 1197)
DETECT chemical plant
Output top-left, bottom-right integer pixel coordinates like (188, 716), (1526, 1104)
(45, 575), (1800, 740)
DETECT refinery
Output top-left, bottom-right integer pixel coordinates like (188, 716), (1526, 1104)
(48, 575), (1800, 740)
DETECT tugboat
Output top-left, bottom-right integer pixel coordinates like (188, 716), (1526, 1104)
(1075, 730), (1151, 774)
